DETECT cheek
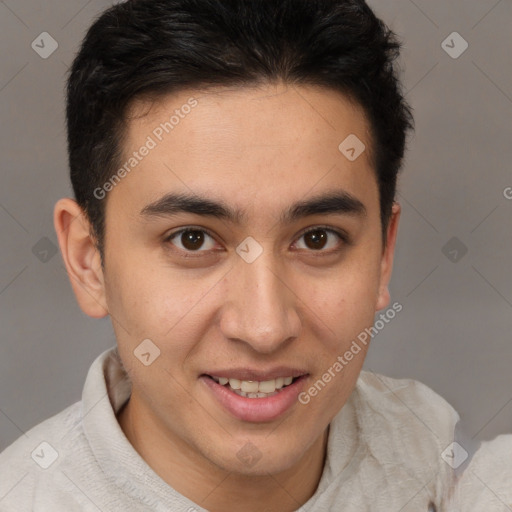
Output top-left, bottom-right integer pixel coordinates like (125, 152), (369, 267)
(297, 259), (381, 338)
(105, 260), (218, 359)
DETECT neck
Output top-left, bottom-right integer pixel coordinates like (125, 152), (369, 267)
(117, 395), (329, 512)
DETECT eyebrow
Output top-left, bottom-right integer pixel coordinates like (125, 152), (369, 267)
(140, 190), (367, 224)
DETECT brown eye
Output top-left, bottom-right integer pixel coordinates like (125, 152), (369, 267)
(166, 229), (217, 252)
(181, 230), (205, 251)
(295, 228), (345, 252)
(303, 230), (328, 250)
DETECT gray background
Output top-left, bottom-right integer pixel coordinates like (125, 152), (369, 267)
(0, 0), (511, 453)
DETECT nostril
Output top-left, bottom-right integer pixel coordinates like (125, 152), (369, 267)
(428, 503), (436, 512)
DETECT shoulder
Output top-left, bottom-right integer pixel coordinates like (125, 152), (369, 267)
(353, 371), (459, 479)
(318, 371), (461, 507)
(356, 370), (460, 430)
(0, 400), (82, 465)
(454, 434), (512, 509)
(0, 401), (83, 510)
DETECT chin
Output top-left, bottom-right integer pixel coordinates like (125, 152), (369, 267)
(209, 439), (305, 477)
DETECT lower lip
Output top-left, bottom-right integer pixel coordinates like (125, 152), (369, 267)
(201, 375), (308, 423)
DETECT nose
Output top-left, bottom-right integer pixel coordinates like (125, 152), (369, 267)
(219, 251), (301, 354)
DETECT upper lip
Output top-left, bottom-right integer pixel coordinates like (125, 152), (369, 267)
(203, 367), (309, 381)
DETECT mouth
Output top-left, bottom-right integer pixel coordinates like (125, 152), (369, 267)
(200, 373), (309, 422)
(207, 375), (301, 398)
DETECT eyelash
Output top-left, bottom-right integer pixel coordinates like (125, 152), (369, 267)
(164, 225), (350, 257)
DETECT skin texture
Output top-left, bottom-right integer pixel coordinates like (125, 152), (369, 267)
(54, 82), (400, 512)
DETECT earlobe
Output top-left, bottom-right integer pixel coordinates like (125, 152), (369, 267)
(375, 202), (401, 311)
(53, 198), (109, 319)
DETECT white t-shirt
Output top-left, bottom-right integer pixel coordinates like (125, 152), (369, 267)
(0, 346), (462, 511)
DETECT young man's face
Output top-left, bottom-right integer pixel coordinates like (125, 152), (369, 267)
(57, 83), (399, 479)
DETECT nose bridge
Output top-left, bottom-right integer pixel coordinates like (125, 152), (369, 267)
(221, 248), (301, 352)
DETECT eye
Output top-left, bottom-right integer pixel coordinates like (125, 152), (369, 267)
(164, 225), (349, 256)
(165, 228), (218, 252)
(293, 226), (347, 252)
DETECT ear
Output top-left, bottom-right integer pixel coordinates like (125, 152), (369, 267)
(53, 198), (108, 318)
(375, 202), (401, 311)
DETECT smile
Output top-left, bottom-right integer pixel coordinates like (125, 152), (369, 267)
(210, 375), (296, 398)
(201, 374), (309, 422)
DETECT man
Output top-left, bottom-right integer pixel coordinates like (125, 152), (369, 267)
(0, 1), (462, 510)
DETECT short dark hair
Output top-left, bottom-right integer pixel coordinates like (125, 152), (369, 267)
(66, 0), (414, 262)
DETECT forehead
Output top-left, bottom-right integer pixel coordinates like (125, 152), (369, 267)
(109, 83), (377, 221)
(126, 82), (372, 158)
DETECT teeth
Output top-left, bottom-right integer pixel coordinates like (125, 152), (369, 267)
(241, 380), (259, 393)
(233, 389), (279, 399)
(258, 380), (276, 393)
(229, 378), (241, 390)
(213, 376), (297, 394)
